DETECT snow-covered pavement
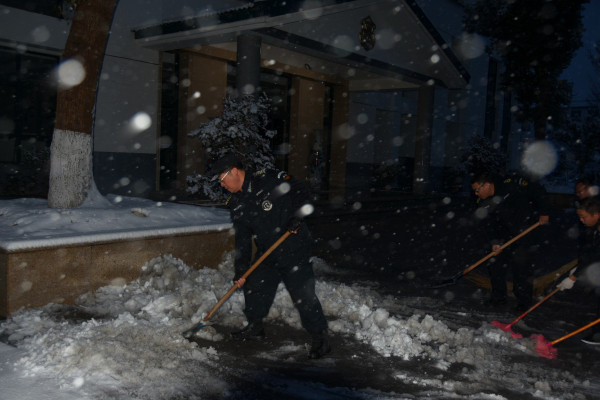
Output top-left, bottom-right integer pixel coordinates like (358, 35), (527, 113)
(2, 252), (599, 399)
(1, 195), (599, 399)
(1, 341), (91, 400)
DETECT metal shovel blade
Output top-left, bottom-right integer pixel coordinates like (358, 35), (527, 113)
(182, 321), (210, 338)
(180, 231), (292, 338)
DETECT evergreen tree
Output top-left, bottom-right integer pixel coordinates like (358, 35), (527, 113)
(590, 41), (600, 105)
(548, 123), (594, 185)
(187, 93), (277, 200)
(464, 0), (587, 140)
(550, 106), (600, 184)
(459, 135), (507, 177)
(547, 40), (600, 185)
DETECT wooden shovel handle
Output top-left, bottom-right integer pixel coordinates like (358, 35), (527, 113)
(240, 231), (292, 281)
(462, 221), (541, 277)
(203, 231), (292, 322)
(552, 318), (600, 345)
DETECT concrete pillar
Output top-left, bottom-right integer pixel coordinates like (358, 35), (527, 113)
(413, 85), (434, 195)
(289, 77), (325, 184)
(500, 89), (512, 154)
(484, 58), (499, 141)
(236, 34), (261, 96)
(329, 82), (349, 202)
(444, 89), (468, 167)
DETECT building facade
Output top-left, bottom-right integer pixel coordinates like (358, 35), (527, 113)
(0, 0), (515, 202)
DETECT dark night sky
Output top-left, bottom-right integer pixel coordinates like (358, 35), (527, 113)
(562, 1), (600, 106)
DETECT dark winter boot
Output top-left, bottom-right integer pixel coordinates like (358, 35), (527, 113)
(514, 302), (530, 313)
(230, 320), (265, 341)
(485, 297), (507, 308)
(308, 331), (331, 359)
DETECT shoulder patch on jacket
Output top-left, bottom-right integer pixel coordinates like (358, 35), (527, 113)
(504, 177), (529, 186)
(277, 171), (290, 180)
(517, 177), (529, 186)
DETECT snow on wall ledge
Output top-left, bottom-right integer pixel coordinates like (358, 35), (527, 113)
(0, 224), (233, 252)
(0, 195), (233, 251)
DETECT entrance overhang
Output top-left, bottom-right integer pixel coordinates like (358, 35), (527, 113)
(133, 0), (469, 90)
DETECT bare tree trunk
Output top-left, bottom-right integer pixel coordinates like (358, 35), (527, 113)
(48, 0), (118, 208)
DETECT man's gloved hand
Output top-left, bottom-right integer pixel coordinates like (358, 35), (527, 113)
(286, 217), (302, 233)
(557, 268), (577, 291)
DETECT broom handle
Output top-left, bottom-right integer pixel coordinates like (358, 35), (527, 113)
(552, 318), (600, 345)
(462, 222), (541, 277)
(203, 231), (292, 322)
(508, 288), (559, 328)
(508, 266), (577, 327)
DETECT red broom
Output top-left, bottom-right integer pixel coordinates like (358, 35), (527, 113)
(534, 318), (600, 359)
(491, 274), (577, 339)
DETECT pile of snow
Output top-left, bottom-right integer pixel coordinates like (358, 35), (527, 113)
(1, 253), (592, 399)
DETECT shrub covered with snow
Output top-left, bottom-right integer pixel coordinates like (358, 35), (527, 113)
(187, 93), (277, 201)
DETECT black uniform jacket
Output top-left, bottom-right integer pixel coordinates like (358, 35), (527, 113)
(226, 169), (312, 277)
(475, 176), (549, 245)
(579, 222), (600, 268)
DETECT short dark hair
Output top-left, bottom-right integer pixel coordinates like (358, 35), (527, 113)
(577, 196), (600, 214)
(575, 177), (593, 187)
(471, 171), (498, 185)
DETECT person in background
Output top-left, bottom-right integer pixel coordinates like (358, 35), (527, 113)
(574, 178), (597, 204)
(575, 197), (600, 344)
(471, 171), (550, 311)
(209, 153), (331, 359)
(573, 178), (598, 278)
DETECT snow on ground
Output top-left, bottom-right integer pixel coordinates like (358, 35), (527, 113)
(0, 254), (596, 399)
(0, 195), (598, 399)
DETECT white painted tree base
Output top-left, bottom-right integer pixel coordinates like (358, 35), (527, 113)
(48, 129), (92, 208)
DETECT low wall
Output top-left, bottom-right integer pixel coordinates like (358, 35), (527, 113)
(0, 229), (234, 317)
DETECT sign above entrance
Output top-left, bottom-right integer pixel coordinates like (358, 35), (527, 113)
(360, 16), (376, 51)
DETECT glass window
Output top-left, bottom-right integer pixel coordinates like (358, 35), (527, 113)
(0, 46), (58, 197)
(0, 1), (66, 18)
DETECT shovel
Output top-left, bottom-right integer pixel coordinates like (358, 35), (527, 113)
(491, 269), (577, 338)
(182, 231), (291, 338)
(430, 222), (541, 288)
(533, 318), (600, 359)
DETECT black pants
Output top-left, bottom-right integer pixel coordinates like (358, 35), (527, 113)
(241, 241), (328, 334)
(591, 290), (600, 340)
(488, 241), (537, 306)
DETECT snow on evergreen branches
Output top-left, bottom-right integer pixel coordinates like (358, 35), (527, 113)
(187, 93), (277, 201)
(459, 135), (506, 176)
